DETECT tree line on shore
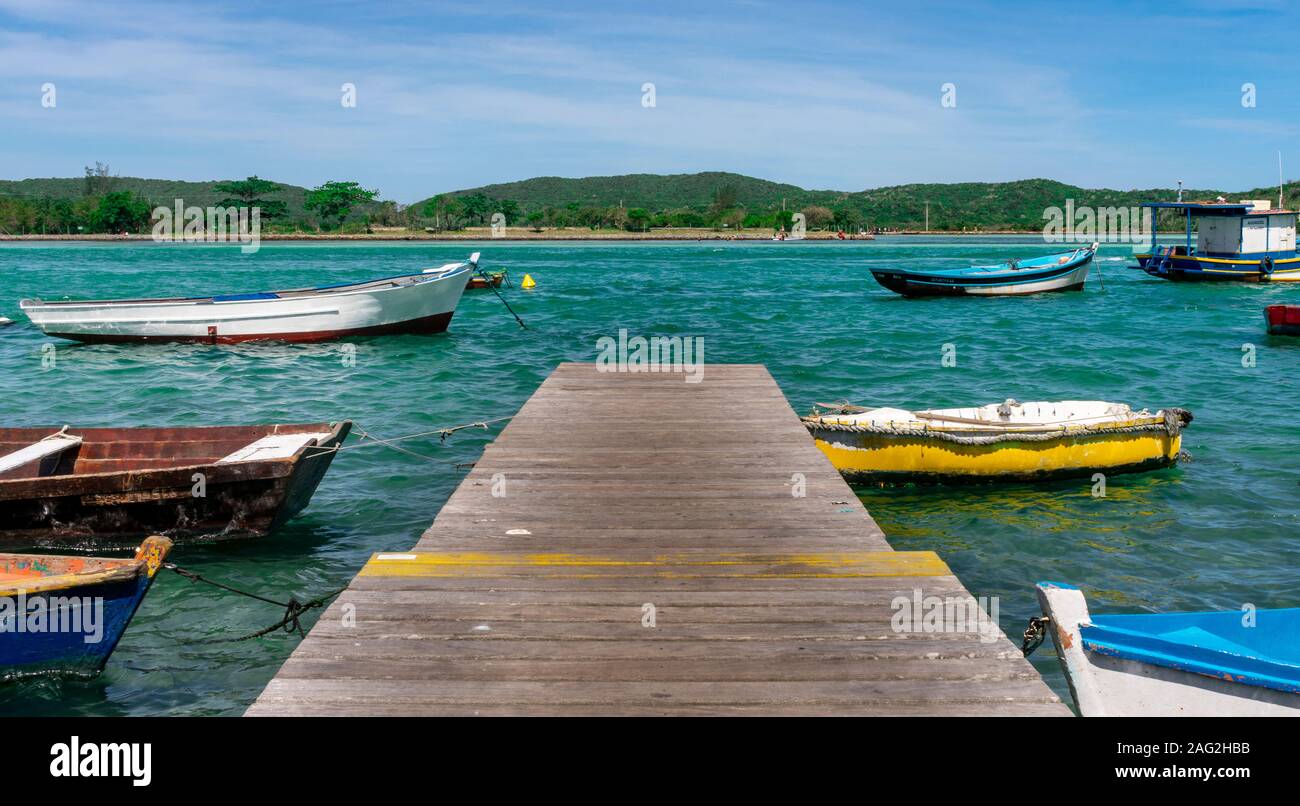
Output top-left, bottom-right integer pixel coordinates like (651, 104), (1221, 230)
(412, 184), (855, 233)
(3, 168), (1293, 236)
(0, 171), (863, 236)
(0, 165), (384, 235)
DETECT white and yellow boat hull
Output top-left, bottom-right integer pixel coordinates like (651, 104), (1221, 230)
(803, 401), (1190, 485)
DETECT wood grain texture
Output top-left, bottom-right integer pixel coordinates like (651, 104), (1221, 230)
(249, 363), (1066, 716)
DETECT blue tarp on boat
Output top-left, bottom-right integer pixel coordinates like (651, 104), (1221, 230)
(1081, 607), (1300, 694)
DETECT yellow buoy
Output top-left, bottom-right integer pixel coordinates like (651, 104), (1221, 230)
(521, 273), (536, 289)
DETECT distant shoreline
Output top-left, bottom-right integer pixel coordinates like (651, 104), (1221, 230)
(0, 227), (1083, 243)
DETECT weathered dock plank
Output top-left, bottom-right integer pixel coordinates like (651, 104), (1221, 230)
(249, 363), (1066, 716)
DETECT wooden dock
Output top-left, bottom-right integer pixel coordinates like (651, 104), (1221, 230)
(249, 363), (1066, 716)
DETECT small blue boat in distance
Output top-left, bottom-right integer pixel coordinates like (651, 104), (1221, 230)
(1, 536), (172, 681)
(871, 243), (1097, 297)
(1035, 581), (1300, 716)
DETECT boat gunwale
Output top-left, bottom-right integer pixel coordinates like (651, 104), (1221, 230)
(0, 421), (347, 501)
(0, 557), (144, 596)
(871, 246), (1093, 282)
(18, 265), (470, 311)
(803, 413), (1168, 436)
(0, 536), (172, 596)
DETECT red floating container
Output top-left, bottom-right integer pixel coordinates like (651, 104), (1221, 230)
(1265, 304), (1300, 335)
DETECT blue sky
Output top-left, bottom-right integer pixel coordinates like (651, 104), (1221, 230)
(2, 0), (1298, 202)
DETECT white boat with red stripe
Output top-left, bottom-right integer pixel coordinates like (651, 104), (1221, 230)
(19, 253), (477, 344)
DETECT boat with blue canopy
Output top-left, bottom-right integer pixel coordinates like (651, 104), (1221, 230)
(1033, 581), (1300, 716)
(870, 243), (1097, 297)
(1135, 200), (1300, 281)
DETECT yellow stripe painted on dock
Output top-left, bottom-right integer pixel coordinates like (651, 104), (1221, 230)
(358, 550), (952, 578)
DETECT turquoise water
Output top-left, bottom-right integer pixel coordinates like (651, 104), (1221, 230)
(0, 238), (1296, 715)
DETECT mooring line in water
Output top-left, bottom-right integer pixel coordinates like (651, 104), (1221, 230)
(479, 267), (528, 329)
(300, 417), (512, 466)
(351, 416), (514, 446)
(347, 419), (511, 462)
(164, 563), (344, 642)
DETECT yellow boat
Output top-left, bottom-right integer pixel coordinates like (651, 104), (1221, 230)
(802, 399), (1192, 485)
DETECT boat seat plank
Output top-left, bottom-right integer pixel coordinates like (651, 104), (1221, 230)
(0, 433), (83, 474)
(217, 432), (332, 464)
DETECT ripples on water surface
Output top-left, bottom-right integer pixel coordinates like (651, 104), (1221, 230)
(0, 238), (1296, 714)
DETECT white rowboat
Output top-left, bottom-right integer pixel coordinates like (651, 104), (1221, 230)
(1035, 582), (1300, 716)
(19, 253), (478, 344)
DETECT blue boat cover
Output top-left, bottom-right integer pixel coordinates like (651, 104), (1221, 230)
(1081, 607), (1300, 694)
(211, 292), (280, 302)
(913, 249), (1088, 279)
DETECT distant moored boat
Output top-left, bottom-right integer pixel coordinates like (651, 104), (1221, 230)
(466, 269), (507, 290)
(870, 243), (1097, 297)
(1135, 201), (1300, 281)
(18, 253), (478, 344)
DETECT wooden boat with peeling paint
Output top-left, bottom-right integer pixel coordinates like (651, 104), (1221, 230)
(1035, 582), (1300, 716)
(18, 254), (476, 344)
(803, 399), (1191, 485)
(0, 422), (349, 546)
(1, 536), (172, 681)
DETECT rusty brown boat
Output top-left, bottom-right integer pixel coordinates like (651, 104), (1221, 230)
(0, 421), (350, 546)
(465, 270), (507, 290)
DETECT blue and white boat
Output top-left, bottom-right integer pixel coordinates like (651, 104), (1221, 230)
(1, 536), (172, 681)
(870, 243), (1097, 297)
(1135, 200), (1300, 281)
(1035, 582), (1300, 716)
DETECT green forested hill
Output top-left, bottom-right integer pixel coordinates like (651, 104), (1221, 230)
(850, 180), (1225, 230)
(432, 173), (1291, 230)
(3, 170), (1293, 234)
(0, 177), (310, 216)
(417, 171), (841, 213)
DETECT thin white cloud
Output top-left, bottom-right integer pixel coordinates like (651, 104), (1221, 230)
(1, 0), (1295, 197)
